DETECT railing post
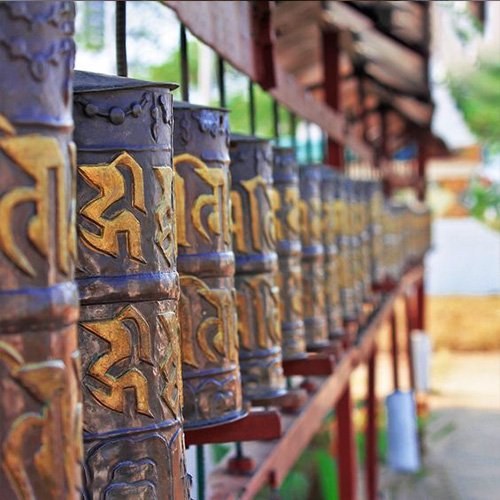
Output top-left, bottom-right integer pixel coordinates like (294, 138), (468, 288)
(337, 382), (358, 500)
(322, 29), (344, 170)
(405, 291), (416, 390)
(390, 309), (400, 391)
(366, 348), (378, 500)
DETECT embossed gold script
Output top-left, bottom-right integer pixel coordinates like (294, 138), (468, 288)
(79, 152), (147, 263)
(0, 118), (73, 276)
(179, 275), (236, 368)
(159, 311), (182, 418)
(236, 274), (281, 350)
(0, 341), (80, 499)
(153, 166), (175, 267)
(299, 197), (322, 246)
(174, 154), (230, 247)
(82, 305), (154, 417)
(271, 187), (300, 241)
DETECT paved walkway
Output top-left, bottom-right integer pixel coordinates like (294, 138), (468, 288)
(378, 352), (500, 500)
(425, 218), (500, 295)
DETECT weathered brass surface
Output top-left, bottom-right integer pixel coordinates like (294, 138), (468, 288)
(230, 135), (286, 401)
(299, 165), (329, 349)
(271, 147), (307, 360)
(74, 72), (189, 499)
(320, 167), (344, 342)
(174, 102), (245, 428)
(0, 3), (82, 498)
(367, 180), (385, 286)
(335, 177), (358, 322)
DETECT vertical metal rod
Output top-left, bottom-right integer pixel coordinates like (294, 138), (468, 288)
(322, 30), (343, 170)
(248, 79), (256, 135)
(115, 1), (127, 77)
(405, 292), (416, 390)
(235, 442), (244, 460)
(289, 111), (297, 150)
(305, 122), (313, 163)
(272, 98), (279, 144)
(417, 131), (427, 201)
(180, 23), (189, 102)
(196, 445), (205, 500)
(336, 383), (358, 500)
(217, 56), (226, 108)
(366, 349), (378, 500)
(416, 278), (425, 330)
(390, 310), (400, 391)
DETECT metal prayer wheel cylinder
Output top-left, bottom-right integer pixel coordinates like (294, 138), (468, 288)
(350, 181), (364, 317)
(368, 180), (385, 286)
(335, 177), (358, 322)
(383, 201), (404, 282)
(173, 102), (244, 428)
(74, 72), (189, 499)
(230, 135), (286, 401)
(0, 3), (82, 498)
(271, 147), (308, 359)
(358, 181), (373, 305)
(320, 167), (344, 341)
(299, 165), (329, 349)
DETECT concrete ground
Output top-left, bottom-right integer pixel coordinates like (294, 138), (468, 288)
(372, 351), (500, 500)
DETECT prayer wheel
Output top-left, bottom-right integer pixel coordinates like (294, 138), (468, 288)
(173, 102), (245, 428)
(271, 147), (307, 360)
(320, 167), (344, 344)
(357, 181), (373, 308)
(230, 135), (286, 402)
(0, 3), (82, 498)
(335, 176), (358, 323)
(350, 180), (364, 319)
(367, 180), (385, 287)
(74, 72), (189, 499)
(299, 165), (329, 349)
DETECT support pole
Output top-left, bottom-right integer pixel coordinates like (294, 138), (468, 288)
(322, 30), (343, 170)
(248, 79), (256, 135)
(337, 383), (358, 500)
(180, 23), (189, 102)
(115, 1), (127, 76)
(405, 291), (416, 390)
(217, 56), (226, 108)
(416, 279), (425, 331)
(390, 310), (399, 391)
(366, 349), (378, 500)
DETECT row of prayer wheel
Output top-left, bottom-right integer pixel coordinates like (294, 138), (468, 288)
(0, 3), (431, 498)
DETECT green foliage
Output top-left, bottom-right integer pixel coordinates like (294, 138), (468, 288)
(210, 444), (231, 465)
(138, 40), (200, 96)
(448, 59), (500, 151)
(75, 1), (105, 52)
(467, 178), (500, 231)
(315, 449), (338, 500)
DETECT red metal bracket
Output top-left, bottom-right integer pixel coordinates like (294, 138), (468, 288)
(283, 353), (336, 377)
(250, 388), (308, 412)
(184, 410), (282, 447)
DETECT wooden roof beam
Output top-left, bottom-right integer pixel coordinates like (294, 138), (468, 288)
(345, 0), (429, 56)
(166, 0), (374, 161)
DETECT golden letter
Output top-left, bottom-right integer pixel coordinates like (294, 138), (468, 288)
(230, 190), (247, 253)
(270, 188), (283, 240)
(0, 133), (70, 276)
(180, 275), (235, 366)
(159, 311), (183, 418)
(79, 152), (146, 263)
(174, 154), (230, 245)
(0, 342), (79, 499)
(174, 171), (190, 247)
(82, 305), (153, 417)
(154, 166), (175, 266)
